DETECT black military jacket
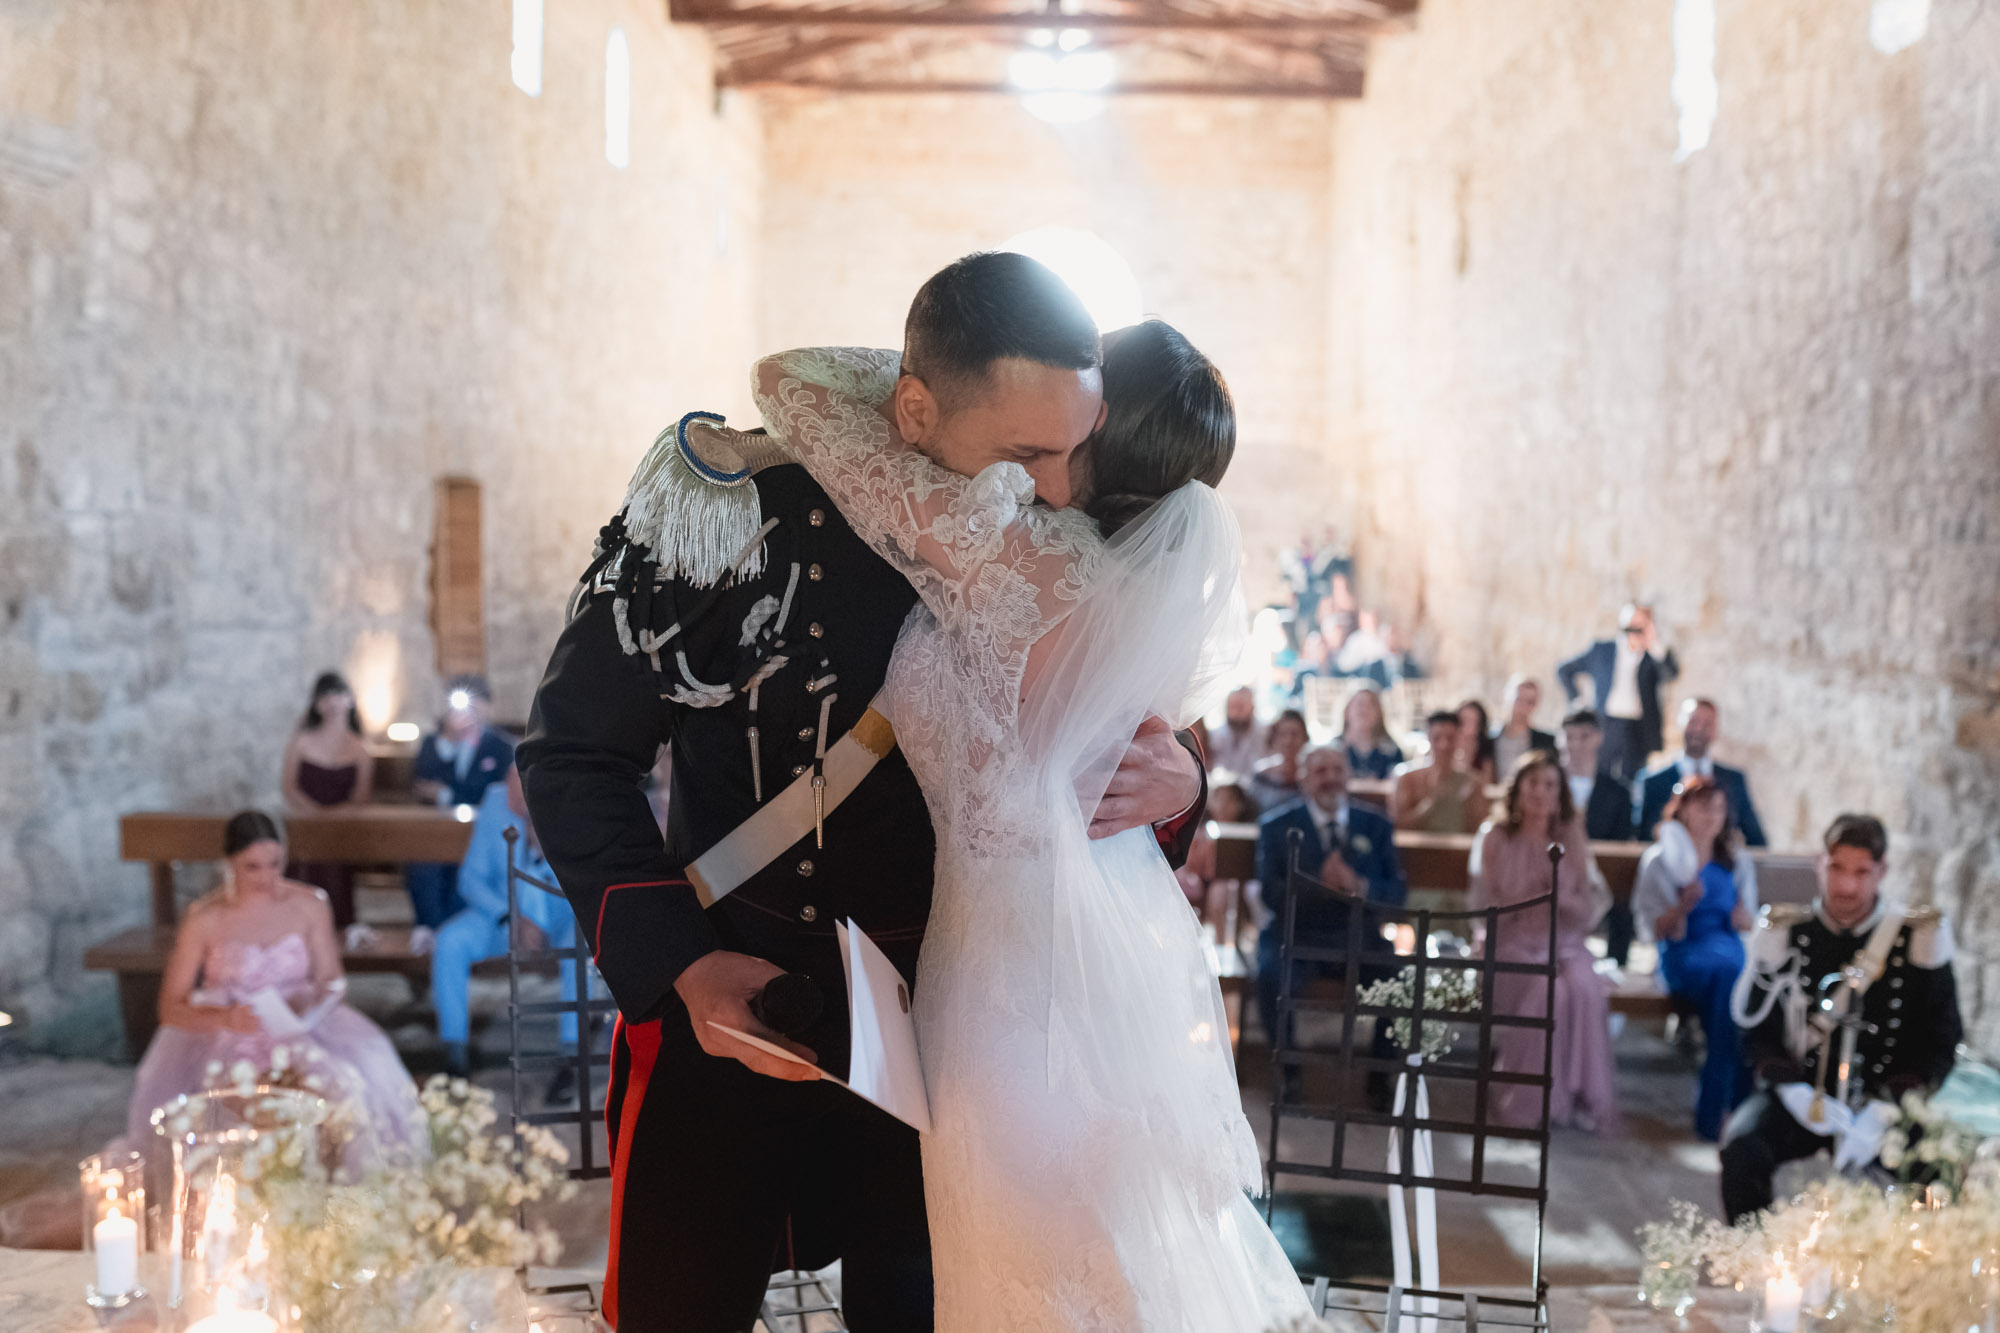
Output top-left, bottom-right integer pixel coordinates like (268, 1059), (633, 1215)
(521, 464), (936, 1078)
(1740, 901), (1963, 1101)
(521, 459), (1206, 1081)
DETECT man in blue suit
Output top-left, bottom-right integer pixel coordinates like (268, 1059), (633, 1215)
(1556, 603), (1678, 783)
(1635, 698), (1767, 846)
(1257, 746), (1408, 1096)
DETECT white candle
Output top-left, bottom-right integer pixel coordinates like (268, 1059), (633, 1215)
(1802, 1266), (1832, 1310)
(92, 1205), (139, 1296)
(1763, 1273), (1802, 1331)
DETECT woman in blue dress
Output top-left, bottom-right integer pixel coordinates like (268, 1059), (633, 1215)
(1634, 775), (1758, 1141)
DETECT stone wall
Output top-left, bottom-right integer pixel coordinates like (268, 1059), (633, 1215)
(0, 0), (762, 1039)
(1320, 0), (2000, 1042)
(756, 93), (1345, 606)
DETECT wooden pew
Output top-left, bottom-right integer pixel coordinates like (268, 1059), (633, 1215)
(87, 808), (479, 1054)
(1206, 821), (1819, 1021)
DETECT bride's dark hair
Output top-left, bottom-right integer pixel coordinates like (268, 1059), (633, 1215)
(1077, 320), (1235, 536)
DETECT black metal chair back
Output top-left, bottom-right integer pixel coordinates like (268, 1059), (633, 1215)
(503, 825), (618, 1182)
(1266, 827), (1564, 1330)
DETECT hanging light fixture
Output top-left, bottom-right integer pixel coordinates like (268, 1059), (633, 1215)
(1010, 21), (1115, 124)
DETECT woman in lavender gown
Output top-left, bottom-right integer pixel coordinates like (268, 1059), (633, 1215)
(1468, 751), (1617, 1132)
(125, 811), (422, 1167)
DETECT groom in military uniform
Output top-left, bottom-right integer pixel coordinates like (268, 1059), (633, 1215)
(518, 253), (1208, 1332)
(1720, 812), (1963, 1222)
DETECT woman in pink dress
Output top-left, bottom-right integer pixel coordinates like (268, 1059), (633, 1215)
(1467, 751), (1617, 1132)
(125, 811), (422, 1168)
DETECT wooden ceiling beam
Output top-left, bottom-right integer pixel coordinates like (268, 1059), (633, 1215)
(725, 71), (1366, 95)
(717, 33), (890, 82)
(673, 0), (1403, 36)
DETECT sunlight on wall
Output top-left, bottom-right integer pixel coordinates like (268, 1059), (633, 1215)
(1672, 0), (1718, 161)
(1001, 226), (1144, 332)
(347, 630), (404, 737)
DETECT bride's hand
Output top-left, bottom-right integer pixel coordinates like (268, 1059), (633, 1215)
(1088, 716), (1201, 839)
(674, 951), (821, 1082)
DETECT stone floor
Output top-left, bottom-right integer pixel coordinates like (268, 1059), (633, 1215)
(0, 976), (1725, 1317)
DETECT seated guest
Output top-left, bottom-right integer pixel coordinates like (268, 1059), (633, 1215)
(1338, 685), (1404, 780)
(432, 762), (579, 1090)
(1560, 709), (1635, 842)
(1392, 712), (1485, 833)
(1206, 685), (1268, 779)
(1636, 697), (1768, 846)
(125, 811), (421, 1167)
(406, 675), (516, 946)
(1457, 698), (1499, 787)
(1256, 747), (1406, 1086)
(1564, 708), (1641, 964)
(1722, 814), (1961, 1221)
(280, 672), (373, 927)
(1469, 752), (1615, 1131)
(1248, 708), (1310, 812)
(1492, 675), (1556, 779)
(1557, 602), (1678, 783)
(1177, 781), (1255, 925)
(1634, 777), (1757, 1141)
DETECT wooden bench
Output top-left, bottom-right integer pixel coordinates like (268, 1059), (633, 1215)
(87, 808), (479, 1054)
(1206, 821), (1820, 1028)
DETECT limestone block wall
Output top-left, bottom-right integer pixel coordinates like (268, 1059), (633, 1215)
(756, 93), (1345, 607)
(1320, 0), (2000, 1041)
(0, 0), (762, 1038)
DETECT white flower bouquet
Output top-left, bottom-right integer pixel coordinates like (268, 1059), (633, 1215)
(1355, 965), (1481, 1063)
(163, 1056), (575, 1333)
(1637, 1092), (2000, 1327)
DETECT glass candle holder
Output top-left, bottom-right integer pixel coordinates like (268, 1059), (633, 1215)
(151, 1085), (330, 1331)
(79, 1149), (148, 1308)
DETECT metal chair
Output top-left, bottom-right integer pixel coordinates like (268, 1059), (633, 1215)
(1266, 829), (1562, 1331)
(504, 827), (620, 1318)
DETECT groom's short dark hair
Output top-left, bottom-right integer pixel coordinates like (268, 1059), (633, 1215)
(903, 252), (1100, 409)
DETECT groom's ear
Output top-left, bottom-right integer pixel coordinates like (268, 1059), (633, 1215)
(892, 373), (940, 447)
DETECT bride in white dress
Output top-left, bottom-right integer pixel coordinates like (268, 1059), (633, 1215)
(749, 328), (1314, 1332)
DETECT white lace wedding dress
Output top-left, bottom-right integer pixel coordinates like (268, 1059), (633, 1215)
(753, 349), (1314, 1332)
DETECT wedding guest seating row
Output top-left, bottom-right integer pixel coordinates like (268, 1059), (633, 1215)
(84, 810), (478, 1053)
(1203, 823), (1818, 1024)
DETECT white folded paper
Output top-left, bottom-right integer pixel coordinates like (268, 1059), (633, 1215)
(706, 919), (932, 1134)
(246, 980), (345, 1038)
(836, 918), (931, 1134)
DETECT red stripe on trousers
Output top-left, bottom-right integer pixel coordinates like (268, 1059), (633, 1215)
(603, 1014), (662, 1331)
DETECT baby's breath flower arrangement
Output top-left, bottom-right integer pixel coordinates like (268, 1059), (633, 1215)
(161, 1054), (574, 1333)
(1355, 965), (1480, 1062)
(1637, 1093), (2000, 1328)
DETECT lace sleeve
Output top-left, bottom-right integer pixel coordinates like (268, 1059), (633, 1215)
(751, 347), (1099, 641)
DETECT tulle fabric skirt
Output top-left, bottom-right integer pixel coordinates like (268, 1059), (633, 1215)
(125, 1008), (425, 1171)
(915, 827), (1312, 1332)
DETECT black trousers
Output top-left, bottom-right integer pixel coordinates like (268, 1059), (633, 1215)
(1599, 717), (1647, 785)
(604, 1010), (933, 1333)
(1602, 900), (1636, 968)
(1717, 1091), (1833, 1223)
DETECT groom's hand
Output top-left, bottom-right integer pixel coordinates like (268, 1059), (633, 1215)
(675, 951), (821, 1082)
(1089, 715), (1201, 839)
